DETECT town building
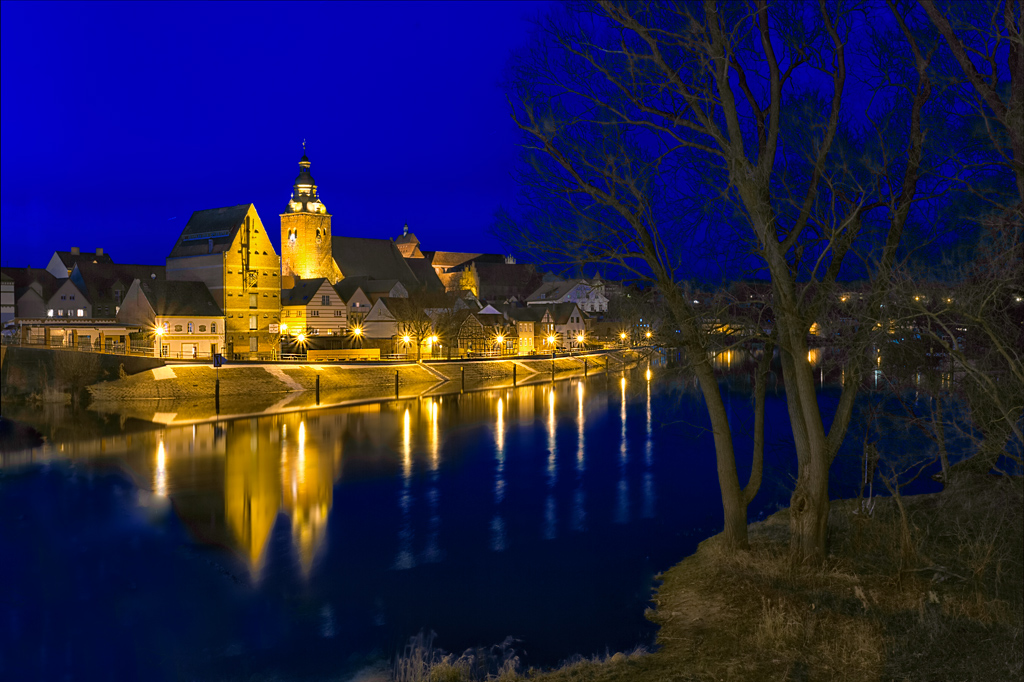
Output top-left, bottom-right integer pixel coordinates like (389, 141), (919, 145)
(532, 302), (588, 350)
(0, 272), (14, 325)
(166, 203), (282, 359)
(45, 247), (114, 279)
(117, 279), (225, 359)
(70, 260), (165, 319)
(281, 278), (347, 338)
(526, 278), (609, 313)
(1, 268), (60, 320)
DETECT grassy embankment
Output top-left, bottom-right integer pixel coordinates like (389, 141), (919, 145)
(387, 476), (1023, 682)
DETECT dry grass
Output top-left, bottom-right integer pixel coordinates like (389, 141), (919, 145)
(394, 477), (1022, 682)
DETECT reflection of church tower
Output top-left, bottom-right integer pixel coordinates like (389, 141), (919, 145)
(280, 145), (341, 282)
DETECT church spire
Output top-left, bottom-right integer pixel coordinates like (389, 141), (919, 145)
(285, 144), (326, 215)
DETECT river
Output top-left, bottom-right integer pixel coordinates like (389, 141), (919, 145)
(0, 360), (941, 681)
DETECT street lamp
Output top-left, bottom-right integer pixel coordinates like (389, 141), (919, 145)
(280, 323), (288, 333)
(645, 330), (652, 342)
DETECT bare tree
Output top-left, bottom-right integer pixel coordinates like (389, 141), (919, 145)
(499, 0), (971, 562)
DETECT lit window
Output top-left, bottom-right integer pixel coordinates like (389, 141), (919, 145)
(188, 322), (194, 334)
(250, 294), (258, 308)
(77, 309), (84, 317)
(249, 315), (257, 330)
(47, 309), (53, 317)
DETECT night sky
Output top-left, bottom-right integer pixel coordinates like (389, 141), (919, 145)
(1, 1), (549, 269)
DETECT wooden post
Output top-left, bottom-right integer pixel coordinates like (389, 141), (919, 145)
(395, 369), (400, 398)
(316, 374), (320, 405)
(215, 377), (220, 414)
(512, 363), (516, 386)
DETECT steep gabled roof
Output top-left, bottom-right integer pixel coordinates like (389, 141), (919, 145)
(137, 280), (224, 317)
(530, 302), (584, 325)
(71, 261), (165, 309)
(53, 250), (115, 271)
(404, 258), (445, 291)
(167, 204), (252, 259)
(282, 278), (330, 307)
(332, 236), (421, 290)
(427, 251), (506, 271)
(2, 267), (62, 300)
(475, 262), (542, 300)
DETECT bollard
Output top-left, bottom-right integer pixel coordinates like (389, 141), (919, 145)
(215, 378), (220, 414)
(512, 364), (516, 386)
(316, 374), (320, 405)
(584, 359), (588, 376)
(395, 369), (400, 398)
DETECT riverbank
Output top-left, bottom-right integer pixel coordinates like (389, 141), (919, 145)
(390, 476), (1023, 682)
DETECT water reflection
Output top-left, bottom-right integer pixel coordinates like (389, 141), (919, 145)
(492, 397), (506, 551)
(643, 376), (655, 518)
(615, 377), (629, 524)
(424, 399), (442, 563)
(395, 408), (415, 570)
(544, 387), (558, 540)
(571, 381), (586, 532)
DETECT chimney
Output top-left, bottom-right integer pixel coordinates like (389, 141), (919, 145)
(96, 247), (103, 256)
(70, 247), (80, 255)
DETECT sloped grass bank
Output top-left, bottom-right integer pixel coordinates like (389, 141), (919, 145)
(388, 477), (1023, 682)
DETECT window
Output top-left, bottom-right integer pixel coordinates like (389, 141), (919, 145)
(249, 315), (257, 330)
(114, 290), (121, 304)
(187, 322), (194, 334)
(47, 309), (53, 317)
(61, 295), (66, 300)
(199, 325), (207, 332)
(249, 336), (258, 352)
(250, 293), (258, 308)
(321, 294), (330, 306)
(77, 309), (84, 317)
(310, 310), (319, 317)
(161, 344), (169, 357)
(70, 295), (75, 300)
(334, 310), (344, 317)
(211, 323), (217, 333)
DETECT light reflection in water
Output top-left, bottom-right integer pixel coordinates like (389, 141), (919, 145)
(492, 397), (506, 551)
(616, 377), (629, 524)
(154, 439), (167, 497)
(424, 400), (441, 563)
(643, 379), (655, 518)
(544, 388), (557, 540)
(572, 381), (586, 532)
(394, 408), (415, 570)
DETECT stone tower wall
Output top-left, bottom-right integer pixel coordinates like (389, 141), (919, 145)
(280, 212), (340, 283)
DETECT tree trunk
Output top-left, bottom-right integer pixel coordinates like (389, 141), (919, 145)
(789, 451), (830, 564)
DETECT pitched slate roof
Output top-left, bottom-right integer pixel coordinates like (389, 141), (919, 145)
(427, 251), (506, 272)
(167, 204), (252, 259)
(138, 280), (224, 317)
(282, 278), (330, 307)
(475, 262), (542, 301)
(404, 258), (445, 292)
(71, 261), (166, 309)
(1, 267), (62, 300)
(332, 276), (404, 298)
(531, 302), (585, 325)
(331, 236), (421, 290)
(53, 250), (114, 271)
(332, 277), (369, 302)
(1, 272), (12, 283)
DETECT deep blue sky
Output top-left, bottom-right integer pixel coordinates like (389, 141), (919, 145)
(1, 1), (549, 268)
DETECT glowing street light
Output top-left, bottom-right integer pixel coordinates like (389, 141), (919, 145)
(547, 334), (556, 346)
(645, 330), (652, 340)
(296, 333), (306, 343)
(351, 326), (363, 337)
(280, 323), (288, 333)
(402, 335), (411, 345)
(576, 333), (585, 345)
(154, 325), (164, 337)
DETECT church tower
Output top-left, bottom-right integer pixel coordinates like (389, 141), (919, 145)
(280, 146), (341, 283)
